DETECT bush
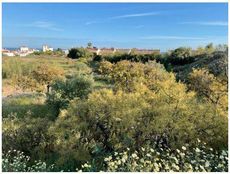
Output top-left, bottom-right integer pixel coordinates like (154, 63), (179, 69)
(2, 116), (54, 165)
(32, 64), (64, 86)
(79, 140), (228, 172)
(67, 47), (92, 59)
(94, 53), (159, 64)
(188, 68), (227, 116)
(61, 61), (227, 153)
(170, 47), (194, 65)
(33, 51), (42, 55)
(2, 150), (54, 172)
(46, 74), (94, 116)
(73, 62), (92, 75)
(2, 58), (65, 92)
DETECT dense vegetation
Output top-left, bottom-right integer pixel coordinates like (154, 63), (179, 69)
(2, 43), (228, 172)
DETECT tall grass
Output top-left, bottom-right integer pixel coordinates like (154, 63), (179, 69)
(2, 58), (38, 79)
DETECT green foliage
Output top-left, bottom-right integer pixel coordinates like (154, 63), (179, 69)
(32, 64), (64, 85)
(58, 61), (227, 157)
(2, 58), (65, 92)
(2, 44), (228, 172)
(33, 51), (42, 55)
(170, 47), (193, 65)
(53, 48), (65, 56)
(67, 47), (92, 59)
(80, 140), (228, 172)
(46, 74), (94, 117)
(205, 43), (215, 54)
(2, 58), (38, 79)
(3, 116), (54, 162)
(99, 60), (172, 92)
(87, 42), (93, 48)
(2, 93), (55, 119)
(93, 52), (159, 63)
(73, 61), (92, 75)
(188, 68), (227, 117)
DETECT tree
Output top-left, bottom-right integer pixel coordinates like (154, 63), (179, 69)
(170, 47), (193, 65)
(56, 48), (62, 52)
(87, 42), (93, 48)
(67, 47), (89, 59)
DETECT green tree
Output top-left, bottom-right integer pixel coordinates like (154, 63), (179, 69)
(170, 47), (193, 65)
(87, 42), (93, 48)
(67, 47), (89, 59)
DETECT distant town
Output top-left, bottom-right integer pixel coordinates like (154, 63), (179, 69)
(2, 45), (160, 57)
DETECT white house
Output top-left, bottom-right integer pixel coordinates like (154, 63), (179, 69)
(3, 52), (15, 57)
(63, 49), (69, 55)
(43, 45), (54, 52)
(20, 46), (29, 52)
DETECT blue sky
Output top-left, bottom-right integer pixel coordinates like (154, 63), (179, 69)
(2, 3), (228, 51)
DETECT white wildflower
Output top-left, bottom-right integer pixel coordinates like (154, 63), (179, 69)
(205, 161), (210, 167)
(131, 153), (138, 158)
(150, 148), (154, 153)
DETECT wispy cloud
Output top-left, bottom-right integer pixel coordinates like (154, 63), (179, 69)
(110, 12), (160, 19)
(85, 11), (161, 25)
(27, 21), (63, 31)
(180, 21), (228, 26)
(140, 35), (205, 40)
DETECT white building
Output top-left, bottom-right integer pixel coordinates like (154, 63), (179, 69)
(63, 49), (69, 55)
(3, 52), (15, 57)
(20, 46), (29, 52)
(43, 45), (54, 52)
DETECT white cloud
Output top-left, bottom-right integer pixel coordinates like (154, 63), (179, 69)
(180, 21), (228, 26)
(140, 35), (205, 40)
(28, 21), (63, 31)
(85, 11), (161, 25)
(110, 12), (160, 19)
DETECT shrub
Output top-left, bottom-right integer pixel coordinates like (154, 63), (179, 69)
(79, 140), (228, 172)
(170, 47), (194, 65)
(2, 150), (55, 172)
(73, 62), (92, 75)
(3, 116), (52, 154)
(188, 68), (227, 116)
(61, 61), (227, 152)
(67, 47), (92, 59)
(32, 64), (64, 86)
(46, 74), (94, 116)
